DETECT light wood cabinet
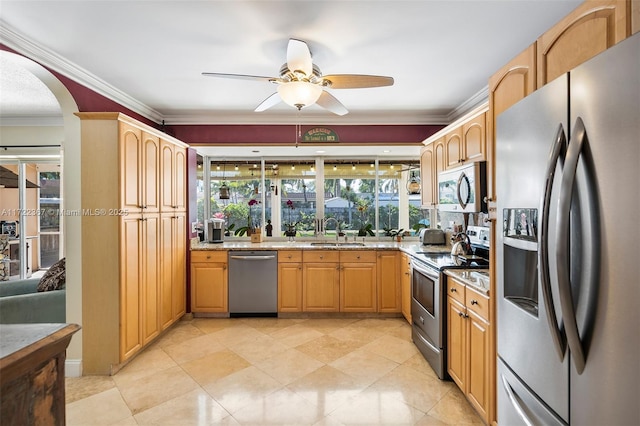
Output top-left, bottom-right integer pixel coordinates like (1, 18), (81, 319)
(141, 215), (160, 345)
(190, 251), (228, 313)
(160, 212), (186, 326)
(160, 140), (186, 212)
(537, 0), (631, 87)
(444, 114), (488, 169)
(278, 250), (303, 312)
(303, 251), (340, 312)
(446, 277), (491, 424)
(77, 112), (188, 374)
(119, 125), (160, 214)
(340, 251), (377, 312)
(444, 127), (463, 169)
(419, 134), (447, 208)
(420, 144), (436, 207)
(400, 252), (412, 324)
(377, 251), (401, 313)
(120, 215), (143, 361)
(462, 113), (486, 163)
(633, 0), (640, 34)
(488, 43), (537, 206)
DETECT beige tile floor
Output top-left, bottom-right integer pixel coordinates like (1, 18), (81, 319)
(66, 317), (484, 425)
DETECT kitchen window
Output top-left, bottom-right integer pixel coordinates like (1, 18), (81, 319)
(203, 157), (423, 238)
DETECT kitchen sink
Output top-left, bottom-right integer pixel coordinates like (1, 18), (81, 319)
(310, 242), (366, 247)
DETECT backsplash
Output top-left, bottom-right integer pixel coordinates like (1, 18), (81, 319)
(438, 211), (490, 232)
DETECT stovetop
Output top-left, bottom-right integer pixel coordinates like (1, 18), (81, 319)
(414, 252), (489, 271)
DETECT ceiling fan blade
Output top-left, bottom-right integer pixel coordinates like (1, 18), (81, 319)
(287, 39), (313, 76)
(254, 92), (282, 112)
(321, 74), (394, 89)
(202, 72), (278, 83)
(316, 91), (348, 116)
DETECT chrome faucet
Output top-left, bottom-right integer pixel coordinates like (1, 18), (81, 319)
(323, 217), (341, 241)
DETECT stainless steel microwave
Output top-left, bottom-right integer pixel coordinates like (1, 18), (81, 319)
(437, 162), (487, 213)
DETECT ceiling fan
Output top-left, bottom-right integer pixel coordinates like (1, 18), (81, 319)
(202, 39), (394, 116)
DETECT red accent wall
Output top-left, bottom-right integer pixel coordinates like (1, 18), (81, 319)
(172, 124), (442, 145)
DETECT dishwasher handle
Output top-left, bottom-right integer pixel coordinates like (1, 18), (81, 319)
(230, 255), (276, 260)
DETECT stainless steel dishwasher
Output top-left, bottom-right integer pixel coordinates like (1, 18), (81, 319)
(228, 251), (278, 317)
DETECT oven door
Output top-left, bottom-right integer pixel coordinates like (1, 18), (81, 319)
(411, 258), (442, 348)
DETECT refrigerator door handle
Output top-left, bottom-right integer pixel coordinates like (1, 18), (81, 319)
(500, 374), (535, 426)
(539, 123), (567, 360)
(556, 117), (590, 374)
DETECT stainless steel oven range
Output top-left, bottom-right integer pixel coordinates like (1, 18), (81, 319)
(411, 225), (489, 379)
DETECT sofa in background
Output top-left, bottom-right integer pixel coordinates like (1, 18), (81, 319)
(0, 278), (66, 323)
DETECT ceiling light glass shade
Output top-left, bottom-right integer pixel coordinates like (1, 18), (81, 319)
(277, 81), (322, 108)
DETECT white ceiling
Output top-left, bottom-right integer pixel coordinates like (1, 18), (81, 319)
(0, 0), (583, 129)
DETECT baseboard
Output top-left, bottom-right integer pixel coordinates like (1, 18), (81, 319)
(65, 358), (82, 377)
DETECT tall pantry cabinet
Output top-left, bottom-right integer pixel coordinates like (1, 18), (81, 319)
(77, 112), (188, 374)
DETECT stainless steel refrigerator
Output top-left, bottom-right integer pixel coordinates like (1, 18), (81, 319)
(495, 33), (639, 425)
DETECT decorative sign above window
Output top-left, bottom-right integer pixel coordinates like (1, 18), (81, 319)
(302, 127), (339, 142)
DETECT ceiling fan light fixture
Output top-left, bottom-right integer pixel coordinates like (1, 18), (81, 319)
(277, 81), (322, 109)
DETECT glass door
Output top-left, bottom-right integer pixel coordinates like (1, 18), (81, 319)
(0, 159), (61, 280)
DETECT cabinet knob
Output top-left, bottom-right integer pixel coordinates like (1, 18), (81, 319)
(356, 256), (360, 259)
(471, 300), (478, 305)
(450, 288), (457, 293)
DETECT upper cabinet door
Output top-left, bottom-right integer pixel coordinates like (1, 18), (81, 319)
(488, 43), (537, 202)
(420, 144), (436, 207)
(141, 132), (160, 213)
(160, 140), (175, 212)
(537, 0), (630, 87)
(119, 123), (142, 213)
(445, 127), (463, 169)
(160, 140), (187, 212)
(462, 113), (486, 163)
(173, 146), (186, 211)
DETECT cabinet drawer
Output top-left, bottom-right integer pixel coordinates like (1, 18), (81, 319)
(466, 286), (489, 321)
(191, 251), (227, 263)
(279, 250), (302, 263)
(447, 278), (466, 305)
(303, 250), (339, 263)
(340, 250), (377, 263)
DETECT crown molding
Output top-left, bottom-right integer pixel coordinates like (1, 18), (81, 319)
(446, 86), (489, 122)
(0, 21), (163, 123)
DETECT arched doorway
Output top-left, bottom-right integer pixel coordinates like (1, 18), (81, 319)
(0, 50), (83, 376)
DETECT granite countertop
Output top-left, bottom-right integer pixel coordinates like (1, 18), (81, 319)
(191, 238), (451, 255)
(445, 269), (490, 295)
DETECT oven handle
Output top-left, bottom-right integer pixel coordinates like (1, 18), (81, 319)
(410, 259), (439, 281)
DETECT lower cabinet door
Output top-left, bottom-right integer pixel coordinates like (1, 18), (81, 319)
(303, 263), (339, 312)
(467, 310), (490, 423)
(191, 262), (228, 312)
(340, 263), (376, 312)
(447, 296), (466, 389)
(278, 262), (303, 312)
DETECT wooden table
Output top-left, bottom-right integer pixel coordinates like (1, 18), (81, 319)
(1, 323), (80, 426)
